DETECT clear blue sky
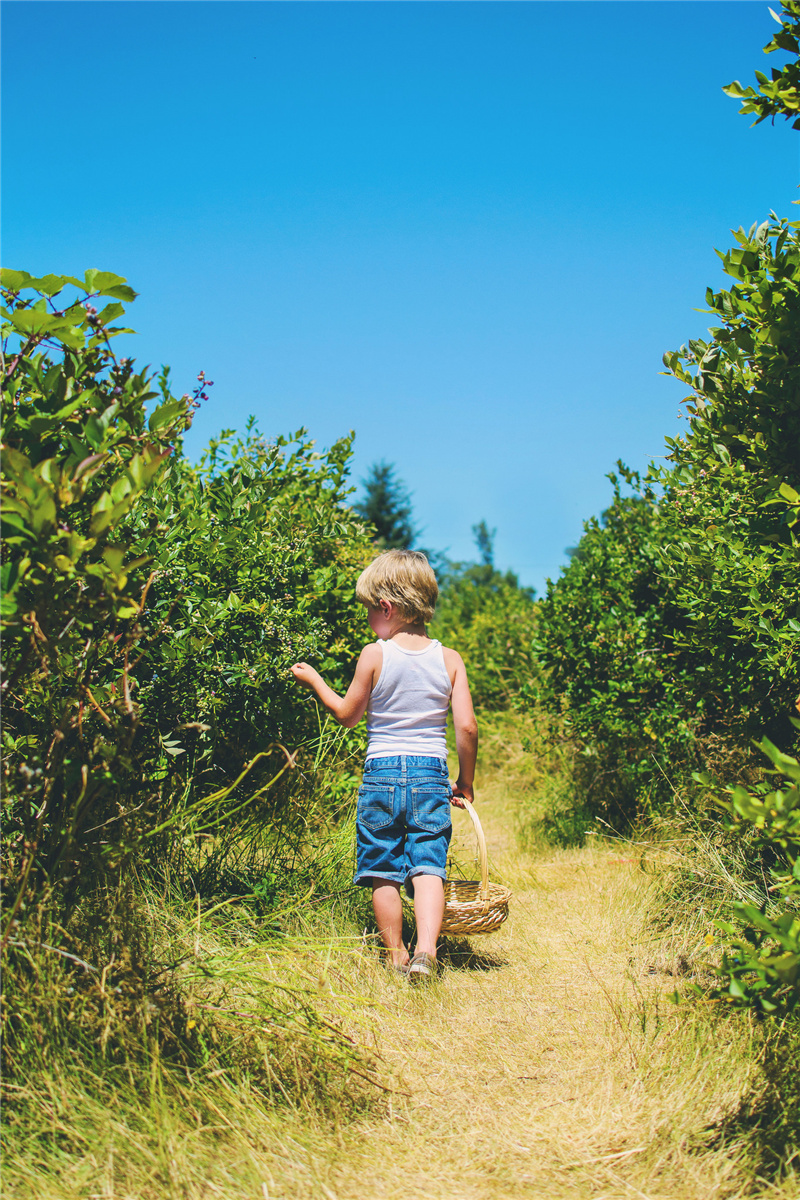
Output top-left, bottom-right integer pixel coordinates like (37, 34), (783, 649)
(3, 1), (796, 593)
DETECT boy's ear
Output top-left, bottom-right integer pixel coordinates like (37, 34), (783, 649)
(380, 599), (393, 618)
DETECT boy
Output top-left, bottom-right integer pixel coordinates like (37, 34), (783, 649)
(291, 549), (478, 979)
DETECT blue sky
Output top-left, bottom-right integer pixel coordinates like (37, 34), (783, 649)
(3, 1), (797, 593)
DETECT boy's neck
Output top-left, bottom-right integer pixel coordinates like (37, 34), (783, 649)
(386, 619), (429, 646)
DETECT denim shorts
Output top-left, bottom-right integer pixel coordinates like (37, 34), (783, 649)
(354, 755), (452, 896)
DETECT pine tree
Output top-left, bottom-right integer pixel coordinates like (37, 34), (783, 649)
(354, 461), (417, 549)
(472, 520), (496, 568)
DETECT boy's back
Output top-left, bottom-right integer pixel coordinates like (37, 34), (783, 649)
(365, 636), (451, 760)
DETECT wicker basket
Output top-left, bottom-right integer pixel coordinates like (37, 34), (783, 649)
(440, 799), (512, 936)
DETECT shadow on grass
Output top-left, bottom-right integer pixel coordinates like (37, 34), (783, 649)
(704, 1028), (800, 1184)
(437, 936), (508, 972)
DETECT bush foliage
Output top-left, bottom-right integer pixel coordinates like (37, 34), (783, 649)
(0, 269), (377, 1106)
(532, 3), (800, 1017)
(1, 269), (374, 914)
(701, 734), (800, 1014)
(536, 214), (800, 823)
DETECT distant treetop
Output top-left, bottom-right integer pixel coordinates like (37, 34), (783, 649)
(354, 460), (418, 550)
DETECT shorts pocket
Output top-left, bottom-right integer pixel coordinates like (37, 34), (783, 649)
(357, 784), (395, 830)
(411, 785), (452, 833)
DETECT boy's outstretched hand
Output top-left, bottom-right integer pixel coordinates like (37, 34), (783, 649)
(290, 662), (322, 689)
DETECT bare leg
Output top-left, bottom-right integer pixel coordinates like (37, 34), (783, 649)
(411, 874), (445, 959)
(371, 880), (409, 967)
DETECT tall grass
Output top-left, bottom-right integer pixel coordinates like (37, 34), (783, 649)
(0, 708), (387, 1199)
(1, 861), (388, 1200)
(5, 703), (798, 1198)
(609, 789), (800, 1190)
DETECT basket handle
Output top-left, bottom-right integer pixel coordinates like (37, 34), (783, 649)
(459, 798), (489, 900)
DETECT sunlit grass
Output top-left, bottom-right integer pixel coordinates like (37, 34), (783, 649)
(3, 712), (798, 1199)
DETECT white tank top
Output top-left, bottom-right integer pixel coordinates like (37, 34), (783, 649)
(366, 639), (452, 761)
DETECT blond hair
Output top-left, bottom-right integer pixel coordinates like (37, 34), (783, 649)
(355, 550), (438, 624)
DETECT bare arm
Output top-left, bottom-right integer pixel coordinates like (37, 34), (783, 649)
(443, 648), (478, 806)
(290, 644), (381, 729)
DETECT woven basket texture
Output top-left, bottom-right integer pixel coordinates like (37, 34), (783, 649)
(441, 879), (512, 935)
(440, 799), (511, 936)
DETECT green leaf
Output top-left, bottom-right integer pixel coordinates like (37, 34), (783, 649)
(25, 274), (71, 297)
(0, 268), (32, 291)
(148, 399), (186, 434)
(115, 602), (141, 619)
(9, 308), (60, 337)
(52, 324), (85, 350)
(103, 547), (127, 575)
(84, 416), (105, 452)
(73, 453), (107, 482)
(0, 512), (33, 538)
(30, 491), (57, 535)
(96, 301), (125, 326)
(54, 389), (95, 421)
(83, 269), (136, 302)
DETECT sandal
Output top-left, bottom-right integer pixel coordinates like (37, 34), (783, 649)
(408, 951), (437, 981)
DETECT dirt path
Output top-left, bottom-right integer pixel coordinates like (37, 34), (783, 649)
(17, 745), (773, 1200)
(314, 770), (754, 1200)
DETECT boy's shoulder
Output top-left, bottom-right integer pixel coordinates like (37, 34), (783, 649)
(355, 642), (383, 685)
(441, 645), (466, 673)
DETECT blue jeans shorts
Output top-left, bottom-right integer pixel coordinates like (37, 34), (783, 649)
(354, 755), (452, 896)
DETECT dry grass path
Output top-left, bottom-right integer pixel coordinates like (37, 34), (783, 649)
(314, 762), (765, 1200)
(14, 738), (787, 1200)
